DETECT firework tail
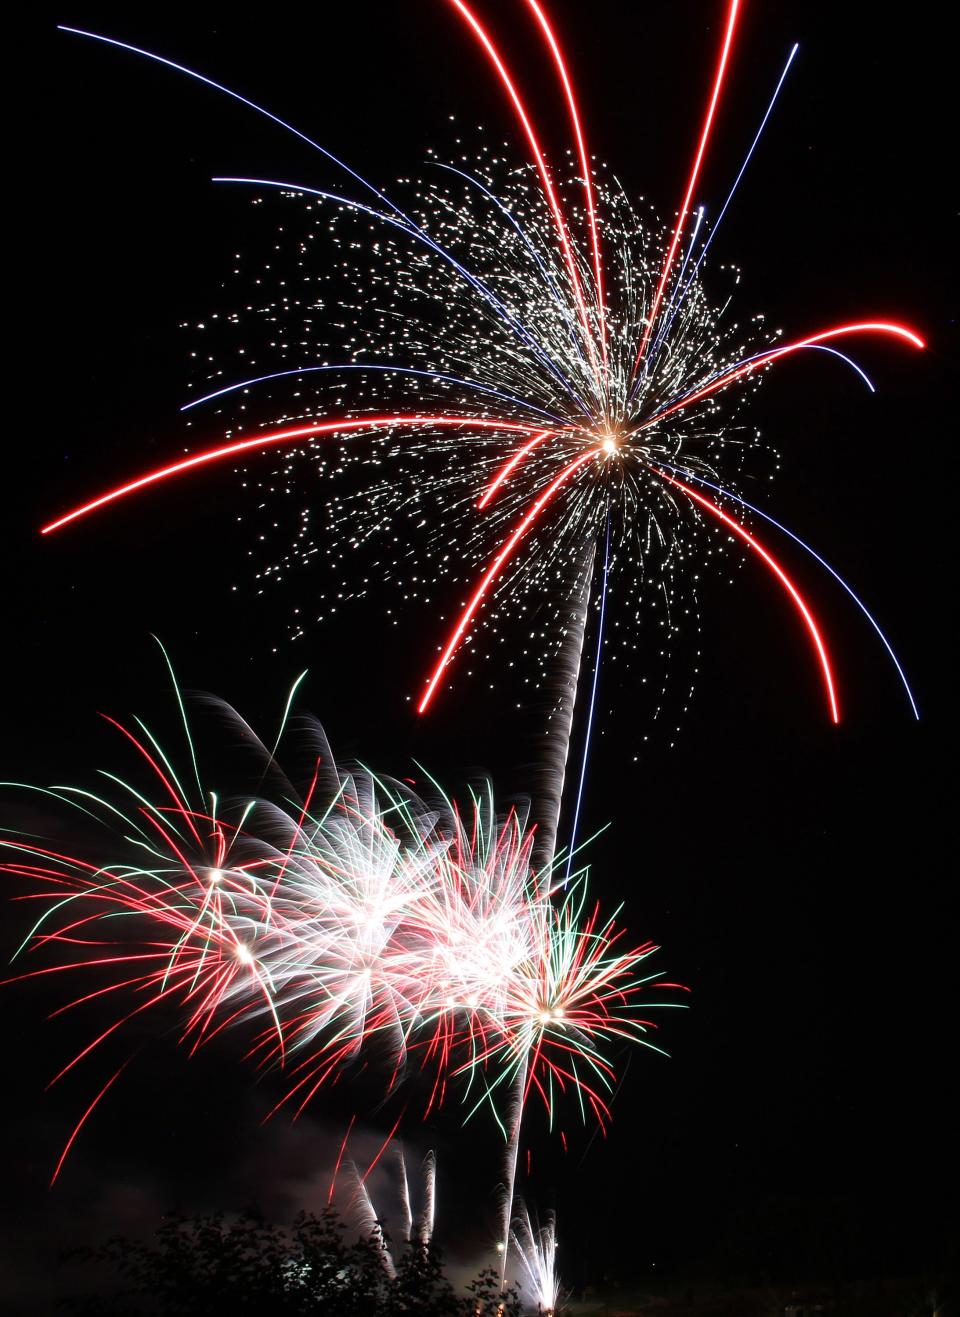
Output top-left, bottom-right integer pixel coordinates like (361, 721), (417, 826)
(396, 1146), (414, 1243)
(530, 544), (595, 877)
(511, 1201), (561, 1314)
(395, 1146), (436, 1245)
(347, 1161), (396, 1279)
(420, 1150), (436, 1244)
(499, 1052), (529, 1288)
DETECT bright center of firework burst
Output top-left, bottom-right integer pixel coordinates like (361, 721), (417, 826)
(537, 1003), (565, 1025)
(598, 431), (620, 456)
(235, 943), (254, 965)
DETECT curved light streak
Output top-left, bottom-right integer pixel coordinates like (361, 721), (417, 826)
(181, 362), (566, 424)
(478, 430), (555, 509)
(689, 337), (883, 404)
(40, 416), (543, 535)
(58, 27), (414, 222)
(633, 0), (744, 374)
(522, 0), (608, 368)
(651, 467), (840, 723)
(643, 320), (924, 428)
(656, 461), (917, 718)
(50, 1060), (129, 1186)
(419, 450), (596, 713)
(801, 345), (876, 392)
(671, 42), (800, 324)
(444, 0), (602, 395)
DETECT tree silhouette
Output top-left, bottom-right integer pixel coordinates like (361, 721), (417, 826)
(62, 1208), (524, 1316)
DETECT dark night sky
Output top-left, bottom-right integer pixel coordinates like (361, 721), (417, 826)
(3, 2), (956, 1309)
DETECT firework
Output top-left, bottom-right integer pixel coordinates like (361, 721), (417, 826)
(44, 4), (921, 730)
(1, 663), (682, 1180)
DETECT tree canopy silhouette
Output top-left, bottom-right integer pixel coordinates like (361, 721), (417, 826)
(62, 1208), (524, 1316)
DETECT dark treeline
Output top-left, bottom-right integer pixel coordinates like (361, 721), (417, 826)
(61, 1209), (526, 1316)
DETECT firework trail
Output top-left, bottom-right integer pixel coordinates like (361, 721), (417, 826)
(419, 1149), (437, 1245)
(495, 1056), (529, 1285)
(511, 1201), (563, 1315)
(337, 1143), (438, 1280)
(380, 1146), (437, 1248)
(345, 1162), (397, 1279)
(44, 4), (921, 744)
(529, 544), (595, 875)
(397, 1145), (414, 1243)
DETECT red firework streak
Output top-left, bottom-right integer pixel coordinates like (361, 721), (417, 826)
(444, 0), (606, 395)
(39, 416), (547, 534)
(477, 429), (556, 509)
(419, 449), (595, 713)
(649, 468), (840, 724)
(638, 322), (926, 430)
(520, 0), (608, 369)
(631, 0), (744, 378)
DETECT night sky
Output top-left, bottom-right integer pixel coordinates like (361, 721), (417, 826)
(4, 2), (955, 1310)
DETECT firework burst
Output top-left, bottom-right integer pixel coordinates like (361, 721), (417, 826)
(1, 663), (683, 1180)
(44, 3), (922, 728)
